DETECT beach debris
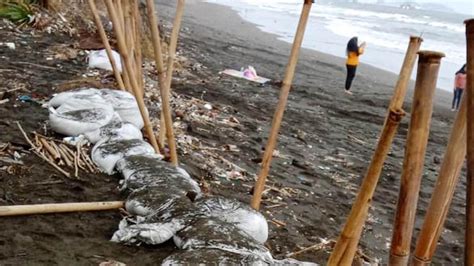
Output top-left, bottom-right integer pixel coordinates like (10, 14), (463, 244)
(220, 68), (271, 84)
(87, 49), (123, 73)
(16, 122), (98, 178)
(0, 42), (15, 50)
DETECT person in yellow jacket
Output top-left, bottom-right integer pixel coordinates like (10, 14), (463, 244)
(345, 36), (366, 95)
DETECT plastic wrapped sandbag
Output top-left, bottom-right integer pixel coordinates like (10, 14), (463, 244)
(173, 218), (273, 262)
(49, 106), (115, 136)
(100, 89), (144, 129)
(88, 49), (123, 72)
(48, 88), (102, 108)
(91, 139), (155, 174)
(112, 188), (197, 245)
(116, 155), (200, 195)
(162, 249), (268, 266)
(195, 196), (268, 244)
(83, 114), (143, 144)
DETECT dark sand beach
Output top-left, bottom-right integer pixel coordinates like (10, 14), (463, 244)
(0, 0), (466, 264)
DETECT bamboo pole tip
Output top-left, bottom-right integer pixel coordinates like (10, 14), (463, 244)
(304, 0), (315, 4)
(464, 18), (474, 26)
(409, 35), (423, 43)
(417, 50), (445, 63)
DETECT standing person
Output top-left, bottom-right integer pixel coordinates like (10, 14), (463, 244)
(452, 64), (467, 111)
(345, 36), (366, 95)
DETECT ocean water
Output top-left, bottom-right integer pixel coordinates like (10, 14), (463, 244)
(205, 0), (471, 91)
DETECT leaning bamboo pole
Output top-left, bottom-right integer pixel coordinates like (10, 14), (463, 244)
(389, 51), (444, 266)
(0, 202), (124, 216)
(104, 0), (160, 154)
(465, 18), (474, 266)
(87, 0), (126, 91)
(155, 0), (186, 166)
(145, 0), (170, 153)
(411, 88), (468, 265)
(328, 36), (422, 265)
(250, 0), (313, 211)
(160, 0), (185, 165)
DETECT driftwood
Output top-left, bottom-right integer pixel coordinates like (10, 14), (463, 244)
(0, 201), (124, 217)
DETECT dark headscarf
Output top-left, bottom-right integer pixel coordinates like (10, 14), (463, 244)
(456, 64), (466, 75)
(347, 37), (359, 56)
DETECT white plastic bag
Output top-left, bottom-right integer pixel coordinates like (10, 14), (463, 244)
(88, 49), (122, 72)
(83, 114), (143, 144)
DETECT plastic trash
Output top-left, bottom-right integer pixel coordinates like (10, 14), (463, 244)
(49, 106), (115, 136)
(173, 218), (273, 262)
(195, 196), (268, 243)
(91, 139), (155, 174)
(243, 66), (257, 80)
(88, 49), (122, 72)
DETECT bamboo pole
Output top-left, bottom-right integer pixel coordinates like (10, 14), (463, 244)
(465, 18), (474, 266)
(250, 0), (313, 210)
(328, 36), (422, 265)
(105, 0), (160, 154)
(411, 87), (468, 265)
(153, 0), (186, 166)
(87, 0), (125, 91)
(145, 0), (168, 153)
(0, 201), (124, 216)
(132, 0), (144, 93)
(389, 51), (444, 266)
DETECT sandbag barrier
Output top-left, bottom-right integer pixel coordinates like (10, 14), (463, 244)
(47, 88), (314, 265)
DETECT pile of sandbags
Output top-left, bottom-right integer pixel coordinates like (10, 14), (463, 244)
(47, 88), (313, 265)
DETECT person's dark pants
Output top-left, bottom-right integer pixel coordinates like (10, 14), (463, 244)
(345, 65), (357, 91)
(452, 88), (464, 110)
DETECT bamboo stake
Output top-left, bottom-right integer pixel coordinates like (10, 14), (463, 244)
(132, 0), (144, 92)
(411, 95), (468, 265)
(328, 36), (422, 265)
(465, 18), (474, 266)
(145, 0), (168, 152)
(87, 0), (125, 91)
(0, 201), (124, 217)
(250, 0), (312, 210)
(105, 0), (160, 154)
(154, 0), (186, 166)
(389, 51), (444, 266)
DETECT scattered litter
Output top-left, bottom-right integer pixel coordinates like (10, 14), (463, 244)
(88, 49), (123, 72)
(0, 42), (15, 50)
(220, 68), (271, 84)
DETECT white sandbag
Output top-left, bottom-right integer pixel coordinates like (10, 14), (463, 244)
(195, 196), (268, 244)
(162, 249), (269, 266)
(100, 89), (144, 128)
(49, 106), (115, 136)
(173, 218), (273, 262)
(49, 88), (101, 108)
(88, 49), (122, 72)
(112, 189), (196, 245)
(116, 155), (200, 195)
(83, 114), (143, 144)
(91, 139), (155, 174)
